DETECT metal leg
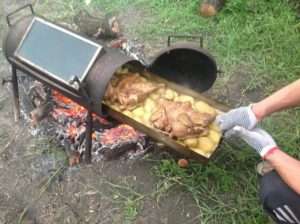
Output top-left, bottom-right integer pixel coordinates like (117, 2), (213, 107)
(85, 110), (93, 163)
(11, 66), (20, 122)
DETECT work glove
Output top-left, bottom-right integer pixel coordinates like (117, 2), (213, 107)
(216, 105), (258, 131)
(227, 126), (278, 158)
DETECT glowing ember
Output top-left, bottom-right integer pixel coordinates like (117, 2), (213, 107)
(51, 90), (87, 118)
(100, 124), (140, 145)
(21, 83), (152, 162)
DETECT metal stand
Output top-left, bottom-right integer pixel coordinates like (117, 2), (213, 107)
(11, 65), (20, 122)
(85, 110), (93, 163)
(71, 77), (94, 164)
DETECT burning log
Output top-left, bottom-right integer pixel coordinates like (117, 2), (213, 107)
(73, 9), (121, 39)
(97, 124), (150, 160)
(199, 0), (226, 17)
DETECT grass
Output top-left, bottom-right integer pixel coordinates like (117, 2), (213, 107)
(33, 0), (300, 223)
(89, 0), (299, 89)
(106, 179), (144, 223)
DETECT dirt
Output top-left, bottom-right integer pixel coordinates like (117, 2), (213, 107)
(206, 65), (265, 108)
(0, 1), (200, 224)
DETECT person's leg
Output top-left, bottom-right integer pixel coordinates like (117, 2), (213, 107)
(259, 171), (300, 224)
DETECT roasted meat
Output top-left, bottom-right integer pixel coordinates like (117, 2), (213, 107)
(150, 99), (215, 139)
(104, 72), (164, 110)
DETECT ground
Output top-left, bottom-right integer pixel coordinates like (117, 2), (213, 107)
(0, 0), (299, 224)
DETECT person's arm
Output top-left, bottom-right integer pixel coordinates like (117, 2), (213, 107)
(265, 149), (300, 195)
(229, 126), (300, 195)
(217, 79), (300, 131)
(252, 79), (300, 121)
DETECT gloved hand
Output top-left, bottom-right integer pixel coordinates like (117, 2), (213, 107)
(216, 105), (258, 131)
(227, 126), (278, 158)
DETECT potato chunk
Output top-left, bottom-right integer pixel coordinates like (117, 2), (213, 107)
(132, 107), (144, 118)
(208, 129), (221, 143)
(184, 138), (198, 148)
(194, 101), (217, 116)
(197, 137), (215, 153)
(144, 98), (156, 113)
(177, 95), (194, 104)
(163, 88), (178, 100)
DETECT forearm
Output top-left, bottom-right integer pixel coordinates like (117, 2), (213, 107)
(266, 149), (300, 195)
(252, 79), (300, 121)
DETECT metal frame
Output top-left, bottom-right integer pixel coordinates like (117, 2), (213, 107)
(14, 17), (103, 90)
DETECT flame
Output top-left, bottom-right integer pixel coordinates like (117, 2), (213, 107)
(51, 90), (111, 142)
(52, 90), (86, 118)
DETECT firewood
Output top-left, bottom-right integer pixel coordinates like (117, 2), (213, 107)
(73, 9), (121, 39)
(199, 0), (226, 17)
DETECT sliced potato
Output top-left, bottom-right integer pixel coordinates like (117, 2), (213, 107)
(157, 87), (166, 95)
(208, 129), (221, 143)
(209, 122), (221, 132)
(132, 107), (144, 118)
(143, 112), (152, 123)
(194, 101), (216, 116)
(123, 110), (132, 117)
(184, 138), (198, 148)
(133, 116), (143, 123)
(177, 95), (194, 104)
(144, 98), (156, 113)
(150, 93), (160, 101)
(197, 137), (216, 153)
(163, 88), (178, 100)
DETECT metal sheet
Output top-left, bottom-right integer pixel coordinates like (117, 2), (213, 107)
(14, 17), (103, 88)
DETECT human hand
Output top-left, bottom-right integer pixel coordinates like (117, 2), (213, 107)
(227, 126), (278, 158)
(216, 105), (258, 131)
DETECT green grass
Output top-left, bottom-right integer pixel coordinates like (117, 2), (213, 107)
(89, 0), (300, 88)
(152, 150), (267, 224)
(34, 0), (300, 223)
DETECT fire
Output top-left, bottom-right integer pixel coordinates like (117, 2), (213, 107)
(52, 90), (87, 118)
(48, 89), (148, 161)
(51, 90), (105, 142)
(51, 90), (109, 126)
(100, 124), (140, 145)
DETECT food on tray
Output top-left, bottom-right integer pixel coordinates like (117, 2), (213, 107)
(144, 98), (156, 113)
(208, 129), (221, 143)
(150, 99), (215, 139)
(163, 88), (178, 100)
(104, 69), (222, 158)
(184, 137), (198, 148)
(104, 72), (164, 110)
(194, 101), (217, 117)
(197, 137), (215, 153)
(176, 95), (195, 104)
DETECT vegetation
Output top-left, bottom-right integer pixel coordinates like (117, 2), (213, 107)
(35, 0), (300, 223)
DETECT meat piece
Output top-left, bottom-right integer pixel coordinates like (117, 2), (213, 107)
(150, 99), (215, 139)
(104, 73), (164, 110)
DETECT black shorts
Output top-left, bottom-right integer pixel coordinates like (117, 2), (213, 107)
(260, 171), (300, 224)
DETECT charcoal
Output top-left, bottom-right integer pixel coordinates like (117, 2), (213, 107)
(101, 142), (137, 160)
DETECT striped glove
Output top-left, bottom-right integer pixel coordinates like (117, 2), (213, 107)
(216, 105), (258, 131)
(228, 126), (278, 158)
